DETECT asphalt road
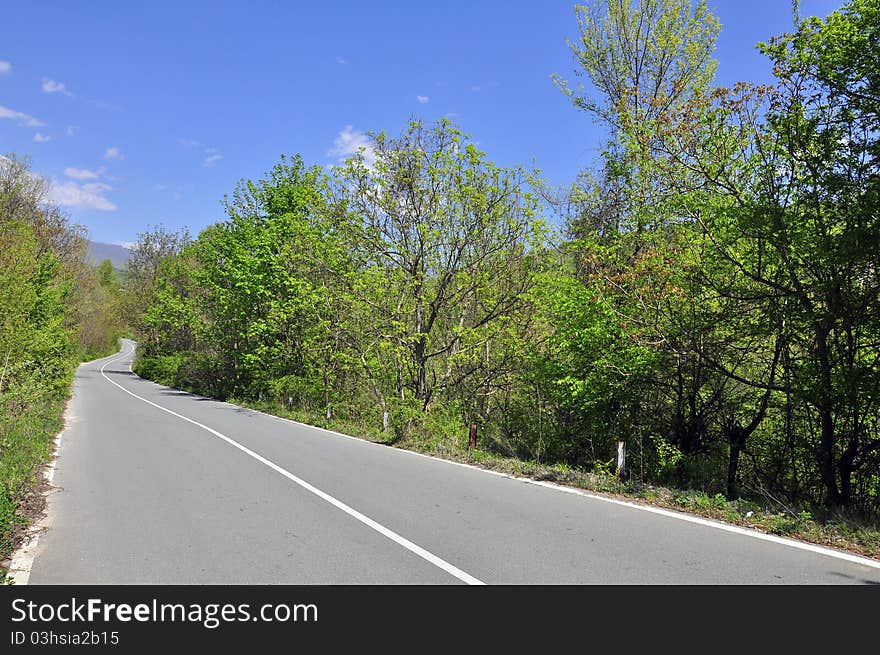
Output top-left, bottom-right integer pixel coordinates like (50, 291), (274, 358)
(25, 340), (880, 584)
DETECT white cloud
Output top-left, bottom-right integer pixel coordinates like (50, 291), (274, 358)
(104, 146), (122, 160)
(416, 95), (430, 104)
(33, 132), (51, 143)
(0, 61), (11, 75)
(42, 77), (73, 96)
(64, 167), (102, 180)
(336, 56), (349, 65)
(0, 155), (116, 212)
(181, 139), (223, 168)
(202, 153), (223, 168)
(48, 180), (116, 211)
(66, 125), (78, 137)
(0, 105), (43, 127)
(113, 241), (137, 250)
(328, 125), (376, 167)
(82, 182), (112, 194)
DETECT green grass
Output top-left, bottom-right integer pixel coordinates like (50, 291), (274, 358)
(0, 393), (67, 579)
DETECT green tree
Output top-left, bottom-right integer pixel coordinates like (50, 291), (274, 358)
(554, 0), (719, 126)
(549, 0), (741, 486)
(96, 258), (118, 290)
(140, 155), (350, 409)
(649, 0), (880, 508)
(124, 224), (191, 351)
(330, 118), (547, 426)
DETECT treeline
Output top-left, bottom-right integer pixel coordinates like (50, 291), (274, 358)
(0, 155), (125, 566)
(132, 0), (879, 518)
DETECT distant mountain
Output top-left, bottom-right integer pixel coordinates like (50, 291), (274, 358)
(86, 240), (131, 269)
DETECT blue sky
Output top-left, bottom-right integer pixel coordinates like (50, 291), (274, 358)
(1, 0), (845, 246)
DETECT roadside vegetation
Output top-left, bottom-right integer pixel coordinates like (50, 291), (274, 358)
(130, 1), (880, 559)
(0, 156), (125, 579)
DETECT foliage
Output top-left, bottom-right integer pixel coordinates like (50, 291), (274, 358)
(541, 0), (880, 514)
(136, 121), (550, 451)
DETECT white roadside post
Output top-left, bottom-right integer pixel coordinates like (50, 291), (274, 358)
(617, 440), (626, 479)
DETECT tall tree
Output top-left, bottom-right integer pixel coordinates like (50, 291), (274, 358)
(124, 224), (191, 351)
(331, 119), (547, 418)
(554, 0), (720, 235)
(651, 0), (880, 508)
(554, 0), (719, 125)
(548, 0), (738, 486)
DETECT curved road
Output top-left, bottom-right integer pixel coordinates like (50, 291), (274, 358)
(22, 340), (880, 584)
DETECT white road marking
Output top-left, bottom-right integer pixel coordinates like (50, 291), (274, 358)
(100, 343), (484, 585)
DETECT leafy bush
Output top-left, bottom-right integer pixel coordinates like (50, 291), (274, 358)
(133, 354), (186, 387)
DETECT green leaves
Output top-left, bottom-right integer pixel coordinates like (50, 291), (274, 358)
(140, 155), (346, 400)
(330, 118), (548, 412)
(555, 0), (720, 130)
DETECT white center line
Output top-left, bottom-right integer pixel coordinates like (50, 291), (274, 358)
(100, 343), (485, 585)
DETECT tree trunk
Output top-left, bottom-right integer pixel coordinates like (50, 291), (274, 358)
(815, 327), (841, 507)
(726, 433), (743, 500)
(838, 439), (857, 508)
(818, 408), (841, 506)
